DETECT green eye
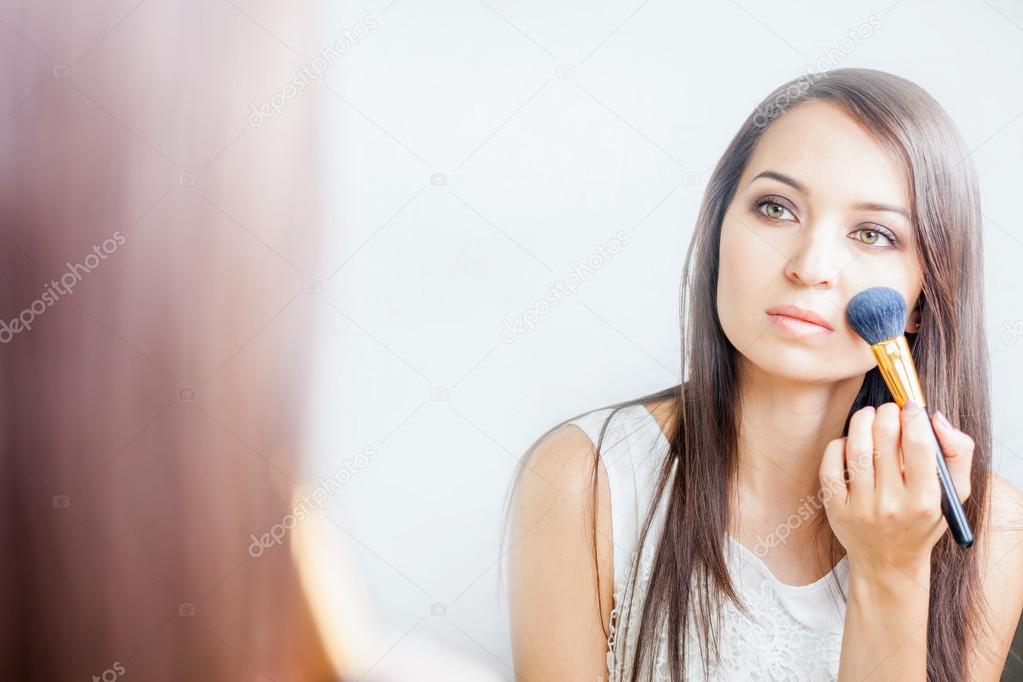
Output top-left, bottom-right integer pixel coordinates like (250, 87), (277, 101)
(854, 227), (896, 248)
(753, 194), (901, 249)
(755, 198), (794, 221)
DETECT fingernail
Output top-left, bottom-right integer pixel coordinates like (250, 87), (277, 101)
(935, 410), (952, 429)
(904, 400), (920, 412)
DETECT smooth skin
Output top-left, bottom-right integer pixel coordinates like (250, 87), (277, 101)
(509, 100), (1023, 680)
(822, 401), (974, 681)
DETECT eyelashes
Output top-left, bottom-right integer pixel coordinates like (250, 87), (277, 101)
(751, 196), (901, 249)
(754, 196), (796, 222)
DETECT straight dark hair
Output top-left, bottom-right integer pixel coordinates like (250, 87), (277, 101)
(504, 67), (995, 681)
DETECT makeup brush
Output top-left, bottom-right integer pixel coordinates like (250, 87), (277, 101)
(846, 286), (973, 549)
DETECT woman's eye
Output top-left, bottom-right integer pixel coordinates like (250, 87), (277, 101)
(756, 200), (794, 221)
(853, 227), (897, 248)
(753, 198), (900, 250)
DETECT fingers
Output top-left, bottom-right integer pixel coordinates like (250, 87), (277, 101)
(900, 401), (940, 498)
(820, 403), (976, 518)
(931, 410), (975, 503)
(820, 436), (848, 508)
(871, 404), (902, 497)
(871, 402), (902, 496)
(845, 406), (875, 499)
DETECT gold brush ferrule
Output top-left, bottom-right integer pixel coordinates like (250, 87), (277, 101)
(870, 335), (926, 408)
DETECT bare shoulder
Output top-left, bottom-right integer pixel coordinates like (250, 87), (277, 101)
(982, 473), (1023, 582)
(989, 473), (1023, 528)
(508, 421), (615, 679)
(985, 473), (1023, 570)
(520, 422), (602, 494)
(966, 472), (1023, 680)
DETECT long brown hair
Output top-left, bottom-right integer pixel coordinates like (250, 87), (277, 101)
(504, 67), (995, 682)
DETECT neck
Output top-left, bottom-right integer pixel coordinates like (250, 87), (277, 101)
(731, 358), (863, 544)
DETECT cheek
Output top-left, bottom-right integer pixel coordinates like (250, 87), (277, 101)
(894, 264), (924, 309)
(718, 220), (772, 299)
(716, 223), (740, 322)
(716, 220), (770, 340)
(846, 254), (923, 314)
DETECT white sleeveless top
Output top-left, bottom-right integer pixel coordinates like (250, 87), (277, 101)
(568, 404), (851, 681)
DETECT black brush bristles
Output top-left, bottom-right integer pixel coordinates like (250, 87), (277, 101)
(846, 287), (908, 345)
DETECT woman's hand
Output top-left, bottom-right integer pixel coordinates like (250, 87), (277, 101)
(819, 401), (975, 578)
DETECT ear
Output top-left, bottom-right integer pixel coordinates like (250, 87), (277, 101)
(906, 297), (923, 334)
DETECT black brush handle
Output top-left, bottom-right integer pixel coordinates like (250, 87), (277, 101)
(928, 408), (973, 548)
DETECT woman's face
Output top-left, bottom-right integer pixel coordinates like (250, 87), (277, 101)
(717, 99), (923, 384)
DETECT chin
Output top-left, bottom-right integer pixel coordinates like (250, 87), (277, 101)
(739, 344), (857, 385)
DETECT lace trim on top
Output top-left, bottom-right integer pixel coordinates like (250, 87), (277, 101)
(574, 405), (849, 682)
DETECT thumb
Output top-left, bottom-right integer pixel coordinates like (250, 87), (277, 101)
(819, 437), (848, 509)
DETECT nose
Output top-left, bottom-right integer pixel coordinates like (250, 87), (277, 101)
(783, 225), (842, 290)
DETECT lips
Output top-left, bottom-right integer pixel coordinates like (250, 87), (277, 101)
(765, 304), (835, 331)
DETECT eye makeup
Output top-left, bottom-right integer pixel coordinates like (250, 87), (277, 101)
(750, 195), (902, 250)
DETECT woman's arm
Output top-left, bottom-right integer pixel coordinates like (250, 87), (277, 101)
(839, 556), (932, 680)
(507, 424), (615, 679)
(820, 401), (977, 681)
(826, 416), (1023, 681)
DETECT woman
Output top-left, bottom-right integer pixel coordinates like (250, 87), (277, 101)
(505, 68), (1023, 681)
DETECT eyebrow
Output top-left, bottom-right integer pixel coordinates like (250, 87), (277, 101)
(752, 170), (807, 194)
(850, 201), (911, 221)
(750, 170), (910, 221)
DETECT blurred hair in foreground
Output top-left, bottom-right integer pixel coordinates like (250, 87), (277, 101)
(0, 2), (341, 678)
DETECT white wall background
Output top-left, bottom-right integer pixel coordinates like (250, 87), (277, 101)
(305, 0), (1023, 678)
